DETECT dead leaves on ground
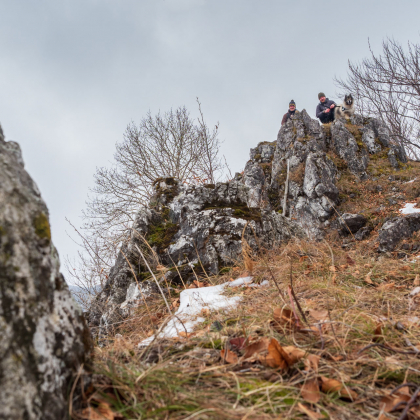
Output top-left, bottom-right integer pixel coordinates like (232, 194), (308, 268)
(221, 337), (306, 370)
(379, 384), (420, 419)
(220, 336), (358, 404)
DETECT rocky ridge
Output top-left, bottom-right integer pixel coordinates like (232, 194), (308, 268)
(0, 130), (92, 419)
(90, 110), (419, 339)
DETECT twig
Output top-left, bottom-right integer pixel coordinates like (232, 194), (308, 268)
(287, 286), (302, 328)
(398, 387), (420, 420)
(289, 263), (309, 325)
(358, 343), (419, 355)
(404, 337), (420, 354)
(391, 383), (420, 395)
(68, 363), (84, 418)
(166, 251), (187, 290)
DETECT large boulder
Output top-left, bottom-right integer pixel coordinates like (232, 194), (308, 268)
(0, 130), (92, 420)
(378, 213), (420, 252)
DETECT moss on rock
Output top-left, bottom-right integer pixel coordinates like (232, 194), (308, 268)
(33, 212), (51, 243)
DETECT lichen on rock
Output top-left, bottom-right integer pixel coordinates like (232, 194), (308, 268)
(0, 129), (92, 420)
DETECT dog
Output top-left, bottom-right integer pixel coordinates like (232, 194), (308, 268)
(334, 94), (355, 120)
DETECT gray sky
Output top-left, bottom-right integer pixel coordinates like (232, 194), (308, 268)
(0, 0), (418, 279)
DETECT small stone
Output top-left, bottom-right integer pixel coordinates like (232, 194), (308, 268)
(210, 321), (224, 332)
(355, 226), (372, 241)
(340, 213), (367, 235)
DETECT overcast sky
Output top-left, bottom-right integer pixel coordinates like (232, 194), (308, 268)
(0, 0), (419, 281)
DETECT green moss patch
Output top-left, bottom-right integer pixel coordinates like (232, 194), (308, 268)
(33, 213), (51, 243)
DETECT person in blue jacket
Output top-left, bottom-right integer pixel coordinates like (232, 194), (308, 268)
(316, 92), (336, 123)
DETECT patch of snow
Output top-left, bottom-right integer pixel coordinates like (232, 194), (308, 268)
(409, 286), (420, 297)
(404, 178), (417, 184)
(399, 202), (420, 215)
(139, 277), (251, 347)
(229, 276), (253, 287)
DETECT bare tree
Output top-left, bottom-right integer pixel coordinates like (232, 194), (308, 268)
(335, 37), (420, 159)
(67, 101), (224, 296)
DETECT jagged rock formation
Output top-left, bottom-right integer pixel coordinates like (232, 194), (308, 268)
(90, 110), (409, 337)
(0, 130), (92, 419)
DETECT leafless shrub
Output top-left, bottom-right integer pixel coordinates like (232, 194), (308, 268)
(335, 37), (420, 159)
(67, 100), (225, 306)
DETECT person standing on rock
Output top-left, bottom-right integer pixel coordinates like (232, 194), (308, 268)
(316, 93), (336, 124)
(281, 100), (298, 125)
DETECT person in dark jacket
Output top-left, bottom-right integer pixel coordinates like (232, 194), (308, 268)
(316, 93), (336, 123)
(281, 100), (298, 125)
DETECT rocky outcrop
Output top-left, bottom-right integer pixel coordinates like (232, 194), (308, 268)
(90, 110), (410, 338)
(0, 130), (92, 419)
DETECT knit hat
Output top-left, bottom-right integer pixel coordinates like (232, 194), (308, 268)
(289, 100), (296, 107)
(318, 92), (326, 99)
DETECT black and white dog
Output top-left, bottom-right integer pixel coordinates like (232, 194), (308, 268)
(334, 94), (355, 120)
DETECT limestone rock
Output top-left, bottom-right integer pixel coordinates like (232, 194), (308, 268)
(378, 214), (420, 252)
(339, 213), (367, 235)
(0, 131), (92, 420)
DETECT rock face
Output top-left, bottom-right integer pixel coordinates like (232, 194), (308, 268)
(90, 110), (409, 337)
(0, 130), (92, 419)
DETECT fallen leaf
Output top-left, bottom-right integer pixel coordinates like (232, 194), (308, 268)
(353, 270), (360, 277)
(179, 331), (195, 338)
(273, 307), (294, 325)
(309, 309), (328, 322)
(320, 377), (357, 401)
(414, 274), (420, 286)
(283, 346), (306, 364)
(80, 403), (115, 420)
(171, 298), (180, 310)
(301, 378), (321, 404)
(243, 338), (269, 359)
(220, 349), (238, 364)
(329, 265), (336, 272)
(373, 323), (384, 342)
(297, 403), (324, 419)
(229, 337), (248, 350)
(260, 338), (292, 369)
(365, 271), (373, 284)
(304, 354), (320, 373)
(303, 269), (311, 275)
(377, 282), (395, 291)
(193, 280), (206, 288)
(384, 356), (404, 371)
(346, 255), (355, 265)
(200, 308), (210, 316)
(380, 393), (410, 412)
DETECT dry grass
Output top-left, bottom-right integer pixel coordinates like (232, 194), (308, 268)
(73, 238), (420, 419)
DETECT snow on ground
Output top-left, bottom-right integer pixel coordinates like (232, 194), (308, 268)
(399, 202), (420, 215)
(139, 276), (266, 346)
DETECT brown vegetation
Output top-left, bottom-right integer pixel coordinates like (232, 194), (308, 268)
(72, 234), (420, 419)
